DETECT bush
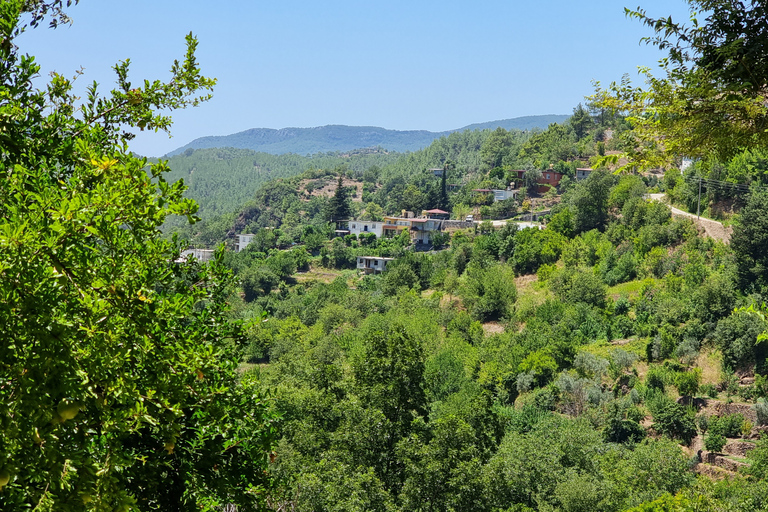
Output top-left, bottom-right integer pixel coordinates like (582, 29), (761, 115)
(645, 366), (668, 392)
(708, 413), (745, 438)
(747, 433), (768, 479)
(700, 383), (718, 399)
(675, 368), (701, 397)
(756, 398), (768, 426)
(651, 400), (697, 444)
(704, 432), (727, 453)
(604, 418), (646, 444)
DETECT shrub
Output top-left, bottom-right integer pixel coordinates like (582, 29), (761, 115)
(747, 434), (768, 479)
(675, 368), (701, 397)
(755, 398), (768, 426)
(651, 401), (697, 445)
(645, 366), (667, 392)
(704, 432), (727, 453)
(573, 352), (609, 379)
(708, 413), (745, 438)
(700, 383), (718, 399)
(614, 296), (631, 315)
(604, 418), (646, 444)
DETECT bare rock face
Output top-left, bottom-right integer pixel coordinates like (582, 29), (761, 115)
(700, 450), (750, 473)
(723, 440), (756, 457)
(710, 402), (757, 423)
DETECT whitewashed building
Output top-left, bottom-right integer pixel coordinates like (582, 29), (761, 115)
(236, 234), (256, 253)
(178, 248), (215, 262)
(348, 221), (385, 238)
(357, 256), (394, 274)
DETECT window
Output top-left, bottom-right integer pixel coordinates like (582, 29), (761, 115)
(374, 260), (378, 266)
(364, 225), (368, 231)
(546, 174), (550, 179)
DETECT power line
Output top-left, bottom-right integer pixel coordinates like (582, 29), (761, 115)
(683, 175), (767, 219)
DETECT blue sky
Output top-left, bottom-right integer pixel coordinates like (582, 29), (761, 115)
(18, 0), (694, 157)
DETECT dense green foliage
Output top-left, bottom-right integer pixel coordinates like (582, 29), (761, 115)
(209, 160), (768, 509)
(0, 3), (279, 510)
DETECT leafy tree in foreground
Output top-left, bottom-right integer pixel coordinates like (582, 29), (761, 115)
(731, 190), (768, 292)
(0, 2), (279, 510)
(593, 0), (768, 169)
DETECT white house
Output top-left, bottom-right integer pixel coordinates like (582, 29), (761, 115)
(348, 221), (385, 238)
(493, 189), (517, 201)
(178, 248), (215, 262)
(357, 256), (394, 274)
(236, 234), (256, 252)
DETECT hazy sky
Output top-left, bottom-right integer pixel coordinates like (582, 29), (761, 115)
(17, 0), (694, 157)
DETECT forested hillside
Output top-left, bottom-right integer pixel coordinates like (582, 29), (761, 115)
(158, 147), (402, 231)
(216, 168), (768, 511)
(171, 103), (623, 247)
(165, 115), (569, 157)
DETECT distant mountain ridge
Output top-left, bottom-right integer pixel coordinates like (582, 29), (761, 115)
(166, 115), (569, 157)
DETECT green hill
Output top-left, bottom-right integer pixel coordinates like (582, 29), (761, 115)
(165, 116), (568, 157)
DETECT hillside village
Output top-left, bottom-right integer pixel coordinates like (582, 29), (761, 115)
(167, 100), (768, 509)
(8, 1), (768, 510)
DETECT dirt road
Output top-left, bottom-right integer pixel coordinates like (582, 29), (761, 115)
(646, 193), (732, 243)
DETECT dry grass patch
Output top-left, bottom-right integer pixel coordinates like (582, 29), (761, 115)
(482, 322), (506, 336)
(696, 348), (722, 386)
(294, 265), (345, 284)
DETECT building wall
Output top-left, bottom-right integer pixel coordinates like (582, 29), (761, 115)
(349, 221), (384, 238)
(236, 234), (255, 252)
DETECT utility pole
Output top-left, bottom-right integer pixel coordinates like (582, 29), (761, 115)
(696, 177), (702, 219)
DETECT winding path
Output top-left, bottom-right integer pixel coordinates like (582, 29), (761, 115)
(646, 193), (732, 243)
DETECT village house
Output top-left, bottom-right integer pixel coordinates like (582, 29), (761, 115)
(576, 168), (593, 181)
(472, 188), (518, 202)
(356, 256), (394, 274)
(235, 234), (256, 253)
(423, 208), (450, 220)
(348, 220), (385, 238)
(511, 169), (564, 193)
(177, 248), (215, 262)
(382, 214), (443, 245)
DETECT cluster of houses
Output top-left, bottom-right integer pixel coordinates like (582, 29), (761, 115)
(341, 209), (458, 246)
(190, 167), (597, 274)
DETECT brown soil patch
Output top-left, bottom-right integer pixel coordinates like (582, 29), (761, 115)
(482, 322), (506, 336)
(514, 274), (538, 292)
(300, 177), (364, 203)
(695, 463), (737, 480)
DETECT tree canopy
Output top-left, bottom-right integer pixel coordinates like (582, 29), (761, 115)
(592, 0), (768, 169)
(0, 2), (279, 510)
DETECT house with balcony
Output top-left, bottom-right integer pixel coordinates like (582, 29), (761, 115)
(382, 215), (443, 245)
(356, 256), (394, 274)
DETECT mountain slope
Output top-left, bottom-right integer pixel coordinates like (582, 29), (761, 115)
(166, 115), (569, 157)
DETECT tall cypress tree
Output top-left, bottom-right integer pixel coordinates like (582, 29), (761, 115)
(325, 174), (352, 221)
